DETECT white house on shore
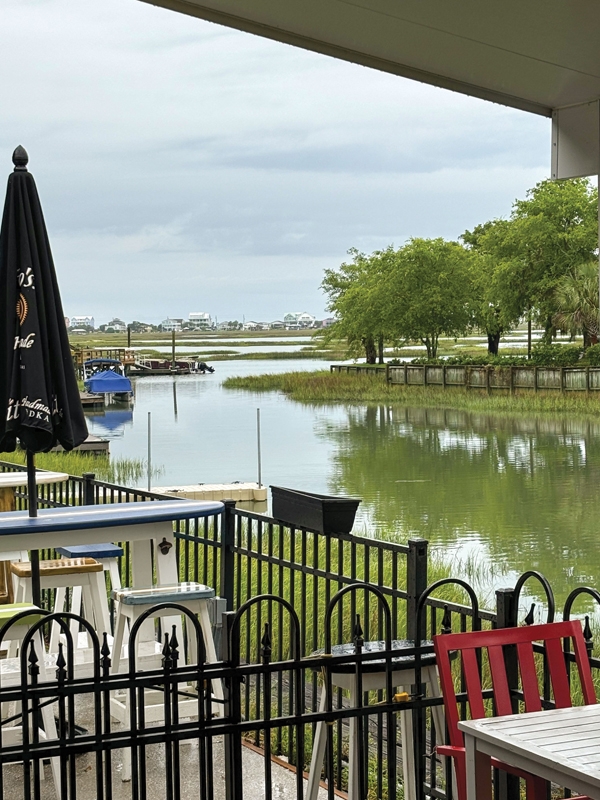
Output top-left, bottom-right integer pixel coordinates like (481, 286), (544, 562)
(189, 312), (212, 329)
(284, 312), (316, 329)
(161, 317), (184, 332)
(70, 315), (95, 329)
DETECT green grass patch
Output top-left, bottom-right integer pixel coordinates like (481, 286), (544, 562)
(223, 370), (600, 415)
(0, 451), (159, 485)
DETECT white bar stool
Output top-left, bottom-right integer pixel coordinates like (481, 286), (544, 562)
(55, 543), (124, 643)
(10, 558), (112, 652)
(110, 582), (224, 781)
(306, 640), (445, 800)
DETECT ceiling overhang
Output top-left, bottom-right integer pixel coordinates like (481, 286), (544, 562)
(141, 0), (600, 176)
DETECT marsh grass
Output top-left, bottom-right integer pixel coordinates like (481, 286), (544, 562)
(0, 451), (159, 485)
(223, 370), (600, 415)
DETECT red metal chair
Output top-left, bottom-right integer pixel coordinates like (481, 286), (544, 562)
(433, 620), (596, 800)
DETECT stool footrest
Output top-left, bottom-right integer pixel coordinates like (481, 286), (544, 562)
(113, 582), (215, 605)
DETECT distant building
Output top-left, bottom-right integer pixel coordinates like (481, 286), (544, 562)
(70, 315), (95, 329)
(269, 320), (285, 329)
(243, 321), (263, 331)
(321, 317), (335, 328)
(283, 312), (316, 329)
(161, 318), (184, 332)
(105, 318), (127, 333)
(188, 312), (212, 329)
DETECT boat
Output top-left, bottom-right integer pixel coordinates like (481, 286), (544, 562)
(83, 358), (134, 402)
(129, 359), (215, 376)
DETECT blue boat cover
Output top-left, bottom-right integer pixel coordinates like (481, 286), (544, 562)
(84, 371), (132, 395)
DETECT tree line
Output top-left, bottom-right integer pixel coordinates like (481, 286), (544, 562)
(322, 178), (598, 361)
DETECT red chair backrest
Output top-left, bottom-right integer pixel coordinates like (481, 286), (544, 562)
(433, 620), (596, 750)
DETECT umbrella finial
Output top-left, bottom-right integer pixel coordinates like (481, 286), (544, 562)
(12, 146), (29, 171)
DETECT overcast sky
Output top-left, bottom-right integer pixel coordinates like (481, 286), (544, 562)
(0, 0), (550, 324)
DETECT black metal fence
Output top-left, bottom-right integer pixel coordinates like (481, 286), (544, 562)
(0, 462), (599, 800)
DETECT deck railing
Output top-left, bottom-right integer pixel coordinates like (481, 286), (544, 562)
(0, 460), (599, 800)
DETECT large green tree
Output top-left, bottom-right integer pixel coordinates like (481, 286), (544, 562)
(462, 220), (527, 355)
(321, 248), (392, 363)
(383, 238), (476, 358)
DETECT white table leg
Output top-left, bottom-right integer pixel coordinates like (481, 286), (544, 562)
(130, 539), (156, 643)
(465, 732), (492, 800)
(89, 571), (112, 643)
(347, 684), (360, 800)
(306, 685), (328, 800)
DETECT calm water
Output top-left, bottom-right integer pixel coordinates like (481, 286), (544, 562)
(86, 359), (600, 609)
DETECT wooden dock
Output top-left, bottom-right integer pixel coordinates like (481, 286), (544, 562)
(153, 482), (267, 501)
(51, 435), (109, 455)
(80, 392), (104, 410)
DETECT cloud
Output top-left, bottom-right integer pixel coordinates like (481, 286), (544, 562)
(0, 0), (550, 323)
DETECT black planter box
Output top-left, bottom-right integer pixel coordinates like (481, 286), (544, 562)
(271, 486), (361, 534)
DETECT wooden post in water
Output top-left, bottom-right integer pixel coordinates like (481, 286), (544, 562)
(171, 329), (176, 367)
(127, 325), (131, 348)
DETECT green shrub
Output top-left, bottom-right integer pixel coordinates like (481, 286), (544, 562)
(531, 342), (582, 366)
(584, 344), (600, 366)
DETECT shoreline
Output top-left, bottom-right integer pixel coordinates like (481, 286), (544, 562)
(222, 369), (600, 417)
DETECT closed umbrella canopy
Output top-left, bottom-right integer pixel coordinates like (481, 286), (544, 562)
(0, 146), (87, 453)
(0, 146), (88, 607)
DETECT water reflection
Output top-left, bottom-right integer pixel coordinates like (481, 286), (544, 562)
(322, 406), (600, 604)
(86, 408), (134, 439)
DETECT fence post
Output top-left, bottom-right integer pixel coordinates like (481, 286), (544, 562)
(561, 366), (565, 393)
(486, 367), (491, 395)
(385, 362), (390, 384)
(222, 611), (243, 800)
(586, 365), (590, 393)
(495, 588), (520, 800)
(533, 366), (538, 392)
(404, 364), (408, 386)
(220, 500), (236, 611)
(407, 538), (428, 641)
(509, 366), (514, 395)
(82, 472), (95, 506)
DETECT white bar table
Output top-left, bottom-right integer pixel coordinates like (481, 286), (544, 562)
(459, 704), (600, 800)
(0, 499), (223, 586)
(0, 500), (224, 656)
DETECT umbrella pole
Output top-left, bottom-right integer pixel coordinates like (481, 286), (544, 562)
(26, 450), (41, 607)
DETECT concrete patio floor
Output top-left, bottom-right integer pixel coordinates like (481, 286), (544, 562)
(1, 693), (329, 800)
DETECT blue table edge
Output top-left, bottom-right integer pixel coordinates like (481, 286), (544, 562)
(0, 500), (224, 534)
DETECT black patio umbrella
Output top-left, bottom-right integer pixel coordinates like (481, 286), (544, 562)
(0, 146), (88, 605)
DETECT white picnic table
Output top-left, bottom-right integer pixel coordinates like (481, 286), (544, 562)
(459, 704), (600, 800)
(0, 470), (69, 512)
(0, 471), (68, 488)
